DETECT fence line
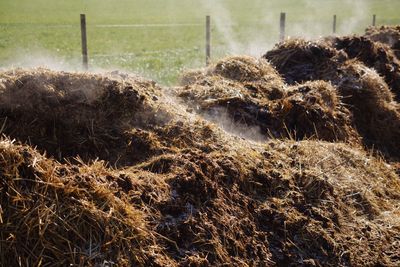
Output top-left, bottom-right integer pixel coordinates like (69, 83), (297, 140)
(80, 14), (88, 70)
(79, 12), (387, 69)
(333, 15), (337, 34)
(0, 15), (388, 30)
(279, 12), (286, 42)
(91, 47), (200, 58)
(94, 23), (202, 28)
(206, 16), (211, 66)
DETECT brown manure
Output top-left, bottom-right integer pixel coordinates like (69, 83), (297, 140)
(262, 37), (400, 158)
(128, 139), (400, 266)
(365, 25), (400, 59)
(178, 57), (357, 143)
(334, 61), (400, 159)
(263, 39), (347, 84)
(0, 138), (170, 266)
(212, 55), (284, 83)
(272, 80), (358, 142)
(0, 68), (174, 166)
(180, 56), (286, 100)
(332, 36), (400, 101)
(2, 135), (400, 266)
(0, 68), (253, 166)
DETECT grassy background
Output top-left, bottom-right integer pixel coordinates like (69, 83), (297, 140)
(0, 0), (399, 85)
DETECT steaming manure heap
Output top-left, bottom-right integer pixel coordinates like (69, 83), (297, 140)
(1, 26), (400, 266)
(365, 25), (400, 60)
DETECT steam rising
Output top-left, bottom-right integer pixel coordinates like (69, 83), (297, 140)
(0, 0), (391, 143)
(1, 49), (78, 72)
(203, 107), (267, 142)
(200, 0), (373, 57)
(1, 1), (385, 74)
(200, 0), (241, 54)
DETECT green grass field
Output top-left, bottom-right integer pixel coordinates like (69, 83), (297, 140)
(1, 0), (400, 85)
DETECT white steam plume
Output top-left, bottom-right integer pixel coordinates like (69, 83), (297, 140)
(203, 107), (267, 143)
(200, 0), (241, 55)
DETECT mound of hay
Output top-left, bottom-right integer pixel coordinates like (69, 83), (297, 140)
(129, 139), (400, 266)
(263, 39), (347, 84)
(264, 36), (400, 101)
(272, 80), (358, 142)
(0, 138), (170, 266)
(332, 36), (400, 101)
(334, 61), (400, 159)
(2, 136), (400, 266)
(178, 57), (357, 143)
(0, 68), (271, 167)
(0, 68), (174, 166)
(212, 55), (282, 83)
(0, 69), (231, 167)
(365, 25), (400, 59)
(262, 37), (400, 158)
(180, 56), (286, 100)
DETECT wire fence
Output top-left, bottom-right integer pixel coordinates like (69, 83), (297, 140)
(1, 12), (399, 84)
(81, 13), (394, 67)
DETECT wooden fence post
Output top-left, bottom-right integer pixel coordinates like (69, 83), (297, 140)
(206, 15), (211, 66)
(372, 14), (376, 26)
(80, 14), (88, 70)
(280, 12), (286, 42)
(333, 15), (337, 34)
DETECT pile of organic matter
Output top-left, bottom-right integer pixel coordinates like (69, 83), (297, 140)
(334, 61), (400, 158)
(1, 26), (400, 267)
(1, 127), (399, 266)
(365, 25), (400, 59)
(180, 56), (286, 100)
(0, 139), (167, 266)
(178, 56), (357, 143)
(331, 36), (400, 101)
(263, 39), (348, 84)
(131, 138), (400, 266)
(263, 34), (400, 159)
(0, 69), (174, 166)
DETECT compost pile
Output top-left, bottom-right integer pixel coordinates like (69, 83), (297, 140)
(331, 36), (400, 101)
(365, 25), (400, 59)
(178, 56), (357, 143)
(264, 33), (400, 159)
(263, 39), (348, 84)
(1, 27), (400, 267)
